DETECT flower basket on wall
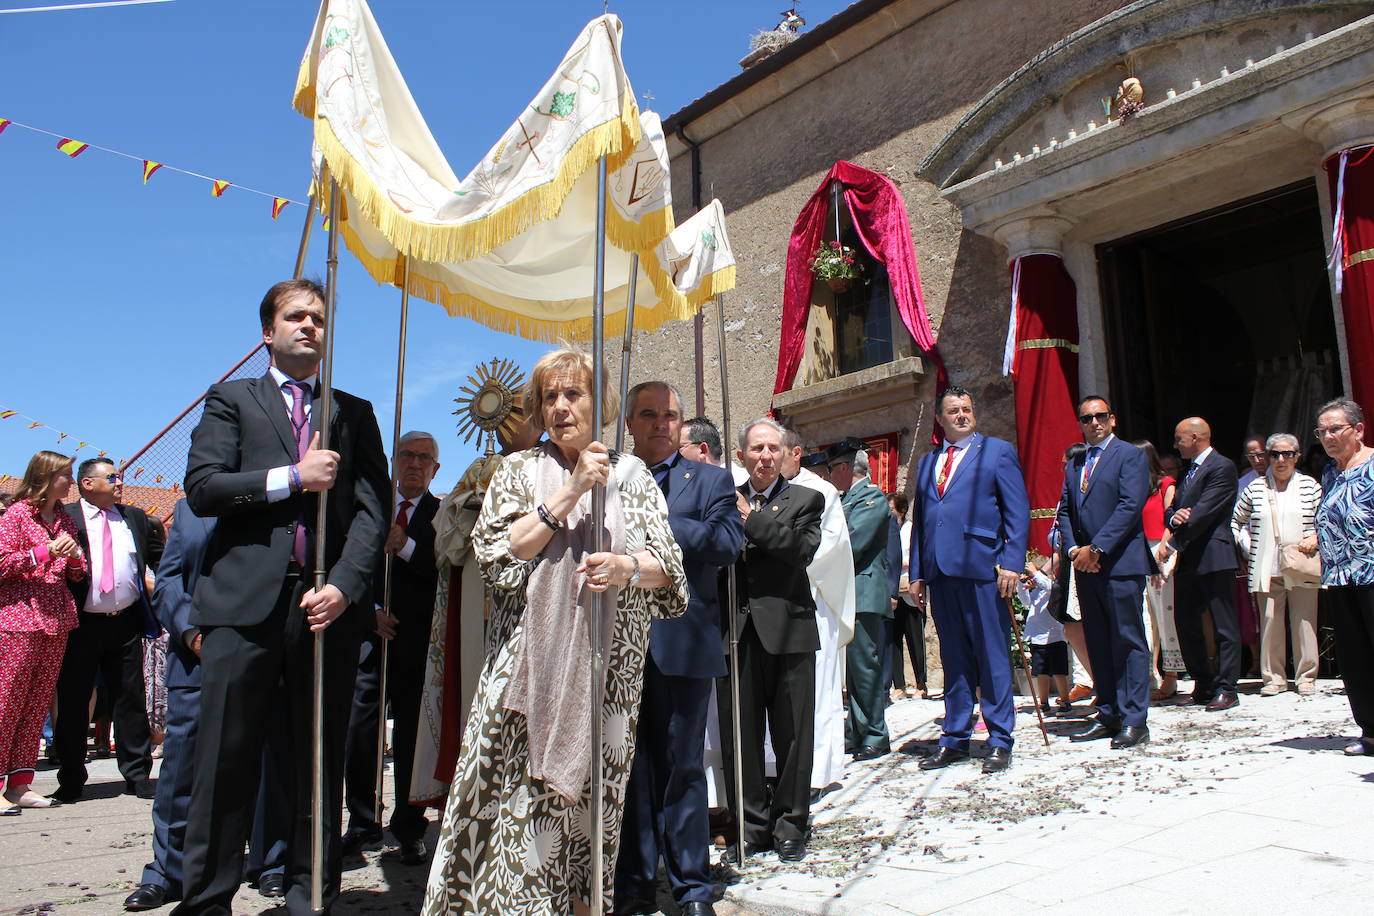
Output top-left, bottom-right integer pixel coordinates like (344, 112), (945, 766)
(826, 276), (852, 293)
(809, 241), (862, 291)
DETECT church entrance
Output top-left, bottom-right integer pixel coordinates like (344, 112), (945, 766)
(1097, 181), (1341, 467)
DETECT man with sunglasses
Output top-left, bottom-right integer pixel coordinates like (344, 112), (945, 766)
(1056, 398), (1154, 749)
(52, 460), (162, 803)
(1157, 416), (1241, 712)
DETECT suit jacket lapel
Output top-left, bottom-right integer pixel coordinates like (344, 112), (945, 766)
(941, 434), (980, 499)
(665, 462), (693, 514)
(1081, 438), (1119, 499)
(251, 374), (298, 459)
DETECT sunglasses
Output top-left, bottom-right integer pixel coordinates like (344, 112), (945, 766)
(1078, 411), (1111, 424)
(101, 473), (122, 484)
(1268, 450), (1298, 460)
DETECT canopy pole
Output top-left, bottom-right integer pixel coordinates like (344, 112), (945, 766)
(294, 193), (318, 280)
(374, 257), (411, 821)
(311, 179), (341, 914)
(589, 154), (609, 915)
(714, 293), (747, 867)
(613, 254), (640, 452)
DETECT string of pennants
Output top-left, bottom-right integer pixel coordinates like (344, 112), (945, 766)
(0, 406), (171, 488)
(0, 116), (318, 222)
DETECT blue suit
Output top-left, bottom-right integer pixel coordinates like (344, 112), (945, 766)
(1055, 437), (1153, 730)
(140, 501), (288, 898)
(910, 433), (1030, 751)
(616, 454), (743, 908)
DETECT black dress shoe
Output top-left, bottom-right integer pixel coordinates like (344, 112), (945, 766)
(720, 841), (772, 864)
(258, 873), (286, 898)
(1111, 726), (1150, 749)
(124, 779), (156, 799)
(49, 785), (82, 804)
(1205, 693), (1239, 712)
(124, 883), (167, 911)
(918, 747), (969, 770)
(399, 838), (428, 865)
(852, 745), (888, 761)
(1070, 722), (1116, 742)
(612, 894), (657, 916)
(681, 904), (716, 916)
(776, 837), (807, 862)
(982, 748), (1011, 773)
(340, 825), (383, 856)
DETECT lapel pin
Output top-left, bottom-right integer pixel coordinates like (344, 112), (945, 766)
(771, 505), (780, 512)
(684, 472), (692, 480)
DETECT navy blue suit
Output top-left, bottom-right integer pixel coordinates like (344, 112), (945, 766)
(910, 434), (1029, 750)
(141, 501), (288, 898)
(1056, 437), (1153, 730)
(616, 454), (743, 908)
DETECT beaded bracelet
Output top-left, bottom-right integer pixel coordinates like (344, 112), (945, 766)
(289, 464), (303, 493)
(537, 503), (563, 532)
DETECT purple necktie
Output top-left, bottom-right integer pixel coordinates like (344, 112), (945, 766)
(286, 381), (310, 566)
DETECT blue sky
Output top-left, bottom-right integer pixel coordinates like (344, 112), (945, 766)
(0, 0), (847, 492)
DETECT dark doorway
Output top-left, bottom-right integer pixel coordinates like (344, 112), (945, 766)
(1098, 182), (1341, 462)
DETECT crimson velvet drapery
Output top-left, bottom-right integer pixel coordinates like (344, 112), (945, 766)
(1010, 253), (1081, 553)
(1326, 145), (1374, 444)
(774, 161), (945, 398)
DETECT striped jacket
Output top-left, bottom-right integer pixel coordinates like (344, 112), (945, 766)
(1231, 472), (1322, 592)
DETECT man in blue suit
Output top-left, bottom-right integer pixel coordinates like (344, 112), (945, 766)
(615, 382), (744, 916)
(125, 500), (290, 909)
(1056, 397), (1154, 749)
(908, 386), (1030, 774)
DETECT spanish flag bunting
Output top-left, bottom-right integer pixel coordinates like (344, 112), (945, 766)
(27, 421), (41, 429)
(142, 160), (164, 184)
(0, 118), (10, 135)
(57, 432), (68, 443)
(134, 467), (146, 479)
(77, 442), (88, 450)
(171, 482), (180, 492)
(97, 451), (107, 457)
(56, 138), (89, 157)
(154, 475), (164, 483)
(271, 197), (289, 219)
(0, 410), (15, 419)
(212, 179), (231, 197)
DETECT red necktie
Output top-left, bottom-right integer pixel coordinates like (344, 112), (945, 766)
(395, 499), (412, 529)
(936, 445), (957, 497)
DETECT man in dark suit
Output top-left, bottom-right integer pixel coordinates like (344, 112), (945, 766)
(1056, 397), (1154, 749)
(126, 501), (293, 911)
(1158, 416), (1241, 711)
(909, 386), (1030, 774)
(615, 383), (742, 916)
(722, 418), (823, 863)
(826, 439), (892, 761)
(342, 430), (442, 865)
(173, 278), (389, 915)
(52, 457), (162, 803)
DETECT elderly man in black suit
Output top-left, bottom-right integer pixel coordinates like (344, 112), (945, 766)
(721, 418), (824, 864)
(52, 457), (162, 803)
(342, 430), (442, 865)
(615, 383), (743, 916)
(173, 278), (389, 915)
(1157, 416), (1241, 711)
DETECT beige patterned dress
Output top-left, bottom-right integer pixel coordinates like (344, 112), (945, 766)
(421, 447), (686, 915)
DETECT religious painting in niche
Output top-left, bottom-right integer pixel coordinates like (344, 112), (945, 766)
(814, 431), (900, 493)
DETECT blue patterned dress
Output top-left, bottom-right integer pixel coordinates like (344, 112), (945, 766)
(1318, 457), (1374, 587)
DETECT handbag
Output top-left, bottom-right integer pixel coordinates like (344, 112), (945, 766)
(1264, 484), (1321, 588)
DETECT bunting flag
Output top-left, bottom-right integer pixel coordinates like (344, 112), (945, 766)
(0, 406), (112, 458)
(211, 179), (230, 196)
(272, 197), (289, 219)
(97, 451), (107, 457)
(0, 410), (15, 419)
(27, 421), (41, 429)
(56, 137), (89, 157)
(133, 467), (146, 479)
(56, 432), (68, 443)
(0, 118), (10, 134)
(154, 474), (164, 483)
(142, 160), (164, 184)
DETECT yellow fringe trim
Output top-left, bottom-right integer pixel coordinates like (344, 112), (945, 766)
(311, 94), (647, 266)
(337, 219), (703, 343)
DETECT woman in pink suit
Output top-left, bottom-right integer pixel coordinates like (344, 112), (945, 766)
(0, 451), (87, 813)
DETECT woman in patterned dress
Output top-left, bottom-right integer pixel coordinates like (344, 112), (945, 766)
(0, 451), (87, 813)
(423, 347), (687, 915)
(1314, 397), (1374, 756)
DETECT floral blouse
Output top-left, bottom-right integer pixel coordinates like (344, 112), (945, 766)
(0, 500), (88, 634)
(1318, 456), (1374, 587)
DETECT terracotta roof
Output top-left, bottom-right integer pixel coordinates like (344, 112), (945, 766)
(0, 479), (182, 523)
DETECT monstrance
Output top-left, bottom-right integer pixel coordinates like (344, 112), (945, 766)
(453, 358), (526, 456)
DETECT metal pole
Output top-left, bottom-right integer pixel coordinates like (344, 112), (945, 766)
(613, 254), (639, 453)
(311, 180), (341, 913)
(295, 192), (319, 280)
(589, 155), (609, 914)
(374, 259), (411, 821)
(714, 293), (747, 867)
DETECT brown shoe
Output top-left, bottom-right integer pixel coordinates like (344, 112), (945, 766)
(1204, 693), (1239, 712)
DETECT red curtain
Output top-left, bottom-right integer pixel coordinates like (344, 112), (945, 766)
(1011, 254), (1081, 553)
(774, 161), (946, 398)
(1326, 145), (1374, 444)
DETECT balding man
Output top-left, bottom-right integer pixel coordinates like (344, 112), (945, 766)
(1158, 418), (1241, 711)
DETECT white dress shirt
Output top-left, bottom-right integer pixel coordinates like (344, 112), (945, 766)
(80, 498), (140, 613)
(265, 365), (318, 502)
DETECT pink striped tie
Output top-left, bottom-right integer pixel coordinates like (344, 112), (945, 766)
(99, 509), (115, 594)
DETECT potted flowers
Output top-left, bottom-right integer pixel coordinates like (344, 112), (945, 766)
(809, 240), (862, 293)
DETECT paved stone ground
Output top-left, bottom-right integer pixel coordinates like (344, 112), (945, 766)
(2, 680), (1370, 914)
